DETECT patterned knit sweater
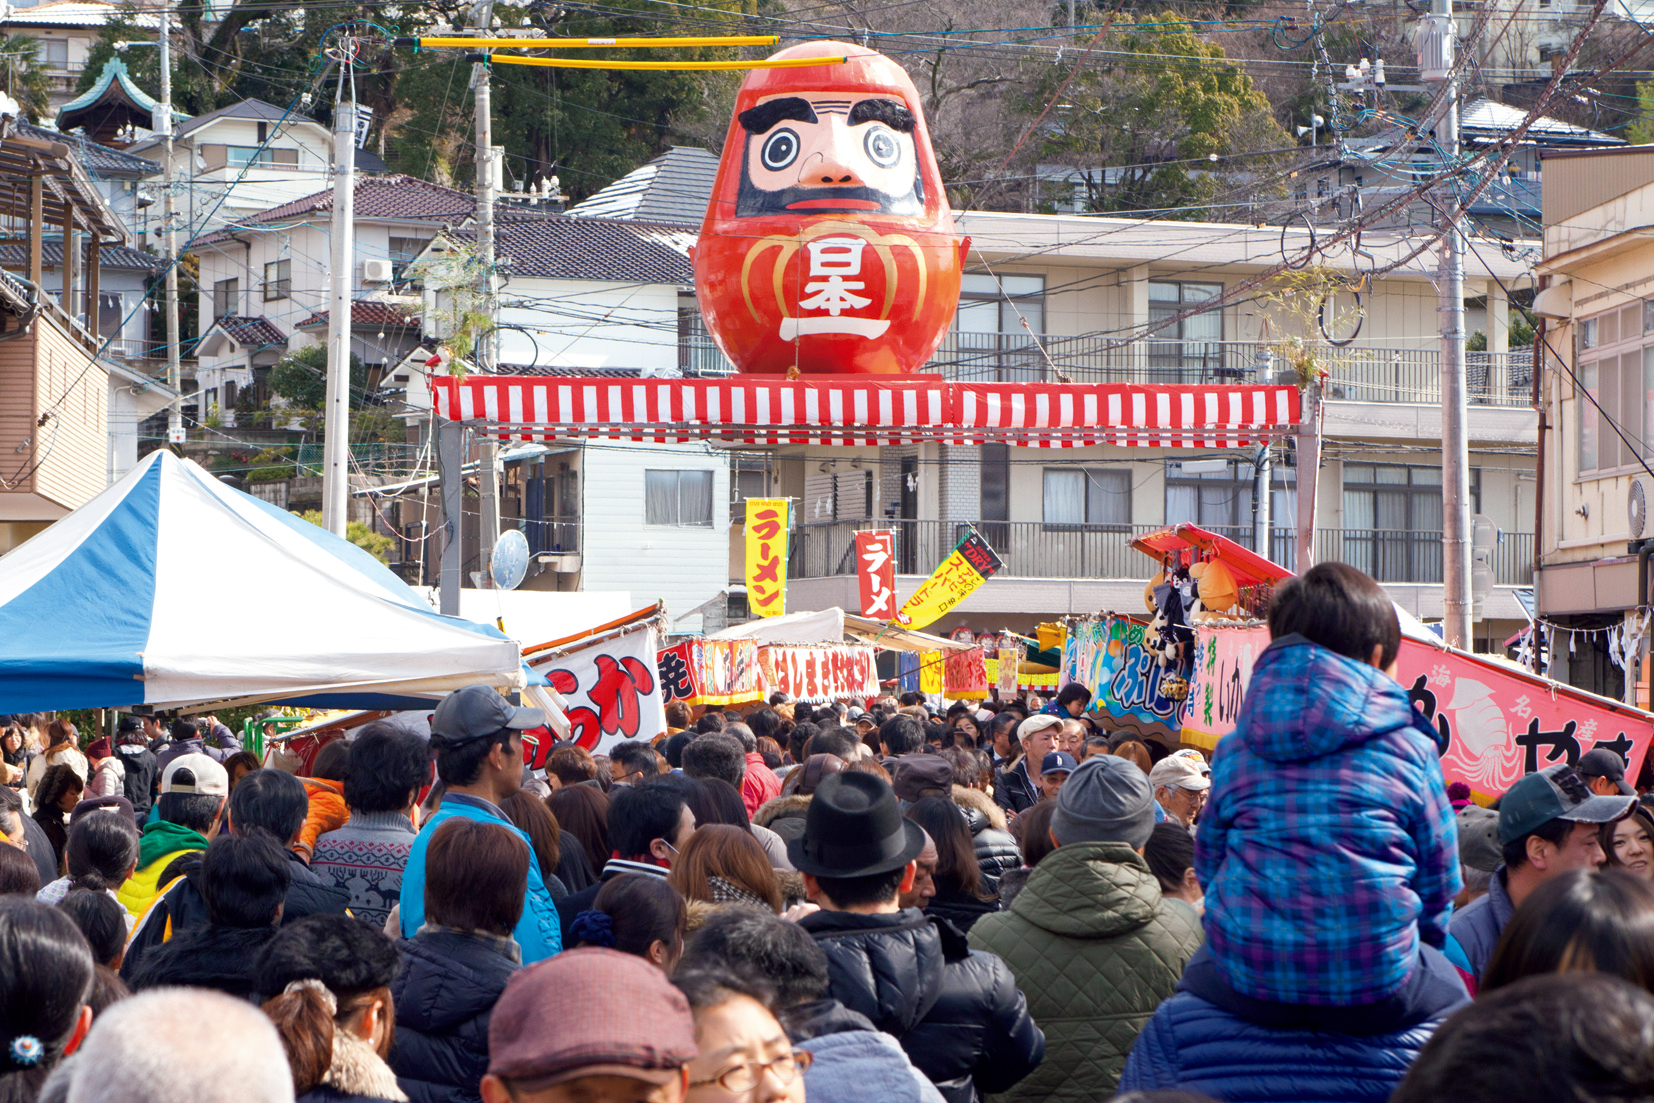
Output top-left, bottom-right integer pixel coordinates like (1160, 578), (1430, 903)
(311, 810), (417, 929)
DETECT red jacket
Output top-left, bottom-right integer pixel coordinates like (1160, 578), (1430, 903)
(741, 752), (782, 815)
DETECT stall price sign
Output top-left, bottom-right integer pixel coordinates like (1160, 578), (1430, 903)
(855, 530), (897, 619)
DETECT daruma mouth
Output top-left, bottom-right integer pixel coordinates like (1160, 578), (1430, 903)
(786, 198), (881, 210)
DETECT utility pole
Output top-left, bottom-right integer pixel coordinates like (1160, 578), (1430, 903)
(1295, 375), (1321, 575)
(321, 73), (357, 537)
(471, 0), (501, 584)
(1422, 0), (1471, 646)
(1254, 347), (1274, 559)
(158, 7), (182, 448)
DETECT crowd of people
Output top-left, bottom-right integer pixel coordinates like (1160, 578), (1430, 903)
(3, 561), (1654, 1102)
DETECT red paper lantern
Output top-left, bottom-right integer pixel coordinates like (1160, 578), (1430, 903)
(693, 42), (966, 375)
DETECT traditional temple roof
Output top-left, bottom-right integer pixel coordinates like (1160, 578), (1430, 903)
(56, 57), (188, 145)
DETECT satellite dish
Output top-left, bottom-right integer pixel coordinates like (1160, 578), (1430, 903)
(490, 529), (530, 591)
(1631, 479), (1647, 540)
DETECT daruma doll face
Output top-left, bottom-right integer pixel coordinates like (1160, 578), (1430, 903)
(694, 42), (965, 375)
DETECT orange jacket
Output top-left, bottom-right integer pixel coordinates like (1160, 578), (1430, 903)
(296, 777), (349, 860)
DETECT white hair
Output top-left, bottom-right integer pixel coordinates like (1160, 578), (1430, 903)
(65, 988), (294, 1103)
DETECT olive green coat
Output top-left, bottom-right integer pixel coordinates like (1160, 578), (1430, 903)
(968, 841), (1202, 1103)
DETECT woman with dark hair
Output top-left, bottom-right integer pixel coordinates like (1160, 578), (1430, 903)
(36, 812), (140, 918)
(497, 791), (569, 903)
(904, 797), (996, 932)
(1143, 822), (1204, 931)
(257, 912), (404, 1103)
(1604, 805), (1654, 880)
(545, 785), (607, 893)
(391, 819), (524, 1103)
(999, 799), (1059, 910)
(668, 824), (783, 920)
(949, 713), (981, 749)
(1, 725), (28, 791)
(56, 888), (128, 969)
(569, 873), (687, 974)
(223, 751), (262, 790)
(0, 898), (95, 1102)
(1482, 868), (1654, 993)
(30, 767), (84, 876)
(0, 845), (39, 897)
(686, 777), (793, 872)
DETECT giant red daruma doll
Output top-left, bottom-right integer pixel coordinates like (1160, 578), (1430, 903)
(693, 42), (966, 375)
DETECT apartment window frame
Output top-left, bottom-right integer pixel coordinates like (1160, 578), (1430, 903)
(39, 39), (68, 70)
(1340, 462), (1479, 584)
(1576, 300), (1653, 479)
(388, 236), (431, 283)
(225, 146), (276, 168)
(644, 469), (715, 528)
(950, 273), (1045, 382)
(1148, 280), (1225, 380)
(263, 259), (290, 301)
(1042, 467), (1132, 530)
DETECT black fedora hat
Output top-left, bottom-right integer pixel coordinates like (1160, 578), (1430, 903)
(787, 771), (926, 878)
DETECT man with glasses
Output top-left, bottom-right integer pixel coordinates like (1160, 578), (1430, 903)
(610, 740), (664, 787)
(398, 684), (564, 962)
(1148, 757), (1210, 828)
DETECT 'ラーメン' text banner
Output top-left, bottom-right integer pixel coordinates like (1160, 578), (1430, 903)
(894, 531), (1003, 630)
(855, 531), (897, 619)
(744, 498), (789, 618)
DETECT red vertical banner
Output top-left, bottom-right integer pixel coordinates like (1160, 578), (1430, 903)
(856, 530), (897, 619)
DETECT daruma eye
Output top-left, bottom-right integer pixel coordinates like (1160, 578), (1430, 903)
(760, 128), (800, 170)
(864, 126), (901, 168)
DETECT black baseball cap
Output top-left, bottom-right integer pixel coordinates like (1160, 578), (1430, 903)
(431, 684), (545, 748)
(1497, 763), (1635, 845)
(1576, 748), (1636, 796)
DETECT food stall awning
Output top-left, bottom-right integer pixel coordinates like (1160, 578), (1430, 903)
(705, 607), (970, 652)
(842, 613), (971, 652)
(431, 376), (1300, 449)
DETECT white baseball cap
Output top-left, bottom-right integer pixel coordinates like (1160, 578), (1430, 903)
(1149, 755), (1210, 793)
(160, 753), (229, 797)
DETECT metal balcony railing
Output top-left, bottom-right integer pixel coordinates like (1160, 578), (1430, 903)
(676, 326), (1534, 407)
(791, 519), (1534, 587)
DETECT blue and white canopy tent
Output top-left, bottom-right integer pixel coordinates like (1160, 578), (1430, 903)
(0, 450), (524, 713)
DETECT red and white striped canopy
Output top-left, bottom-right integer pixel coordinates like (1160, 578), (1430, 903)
(430, 376), (1301, 448)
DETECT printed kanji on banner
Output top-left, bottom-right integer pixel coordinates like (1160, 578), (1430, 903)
(855, 531), (897, 619)
(536, 627), (668, 755)
(758, 644), (879, 703)
(745, 498), (790, 619)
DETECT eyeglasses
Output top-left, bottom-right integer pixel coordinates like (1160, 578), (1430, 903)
(691, 1051), (812, 1092)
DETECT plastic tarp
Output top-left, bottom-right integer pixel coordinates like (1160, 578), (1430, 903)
(0, 450), (524, 712)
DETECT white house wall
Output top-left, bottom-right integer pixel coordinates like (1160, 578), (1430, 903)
(497, 278), (681, 371)
(578, 439), (730, 633)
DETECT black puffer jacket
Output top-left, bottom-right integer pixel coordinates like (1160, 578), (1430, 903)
(128, 924), (278, 1002)
(954, 787), (1020, 895)
(799, 908), (1045, 1103)
(391, 928), (520, 1103)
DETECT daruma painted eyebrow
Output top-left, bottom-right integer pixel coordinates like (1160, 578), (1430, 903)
(738, 97), (818, 133)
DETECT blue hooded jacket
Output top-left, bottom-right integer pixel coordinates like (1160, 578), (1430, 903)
(1196, 634), (1461, 1005)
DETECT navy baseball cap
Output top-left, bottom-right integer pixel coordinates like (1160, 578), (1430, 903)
(1497, 763), (1635, 845)
(1576, 748), (1636, 796)
(1041, 751), (1078, 776)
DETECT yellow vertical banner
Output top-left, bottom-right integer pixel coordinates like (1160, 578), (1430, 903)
(919, 650), (943, 695)
(744, 498), (790, 619)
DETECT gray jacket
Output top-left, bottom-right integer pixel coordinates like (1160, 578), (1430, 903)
(1447, 864), (1514, 983)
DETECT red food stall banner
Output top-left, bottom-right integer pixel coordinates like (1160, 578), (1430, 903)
(855, 531), (897, 619)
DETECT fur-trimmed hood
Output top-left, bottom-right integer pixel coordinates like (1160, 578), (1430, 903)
(753, 792), (812, 829)
(952, 785), (1007, 832)
(312, 1029), (407, 1102)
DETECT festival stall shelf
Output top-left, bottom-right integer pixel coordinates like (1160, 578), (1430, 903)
(0, 450), (524, 713)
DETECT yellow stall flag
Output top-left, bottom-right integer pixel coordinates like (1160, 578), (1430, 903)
(744, 498), (790, 619)
(893, 531), (1004, 631)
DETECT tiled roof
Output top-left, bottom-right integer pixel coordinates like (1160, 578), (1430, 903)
(173, 97), (313, 141)
(566, 145), (717, 225)
(0, 240), (160, 271)
(19, 123), (159, 177)
(199, 175), (475, 241)
(295, 301), (422, 330)
(214, 316), (287, 349)
(452, 211), (693, 284)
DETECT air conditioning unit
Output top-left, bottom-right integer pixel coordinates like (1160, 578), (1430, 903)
(362, 258), (394, 284)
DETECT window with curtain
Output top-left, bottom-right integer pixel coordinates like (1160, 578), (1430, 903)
(1576, 301), (1652, 477)
(1148, 281), (1223, 380)
(213, 278), (239, 319)
(263, 259), (290, 301)
(1043, 468), (1131, 528)
(951, 274), (1045, 381)
(1341, 463), (1477, 582)
(645, 470), (714, 527)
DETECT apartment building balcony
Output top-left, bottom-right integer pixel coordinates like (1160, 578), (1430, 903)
(677, 327), (1534, 411)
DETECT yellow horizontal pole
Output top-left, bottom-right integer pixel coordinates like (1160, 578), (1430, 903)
(485, 53), (845, 71)
(410, 35), (779, 49)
